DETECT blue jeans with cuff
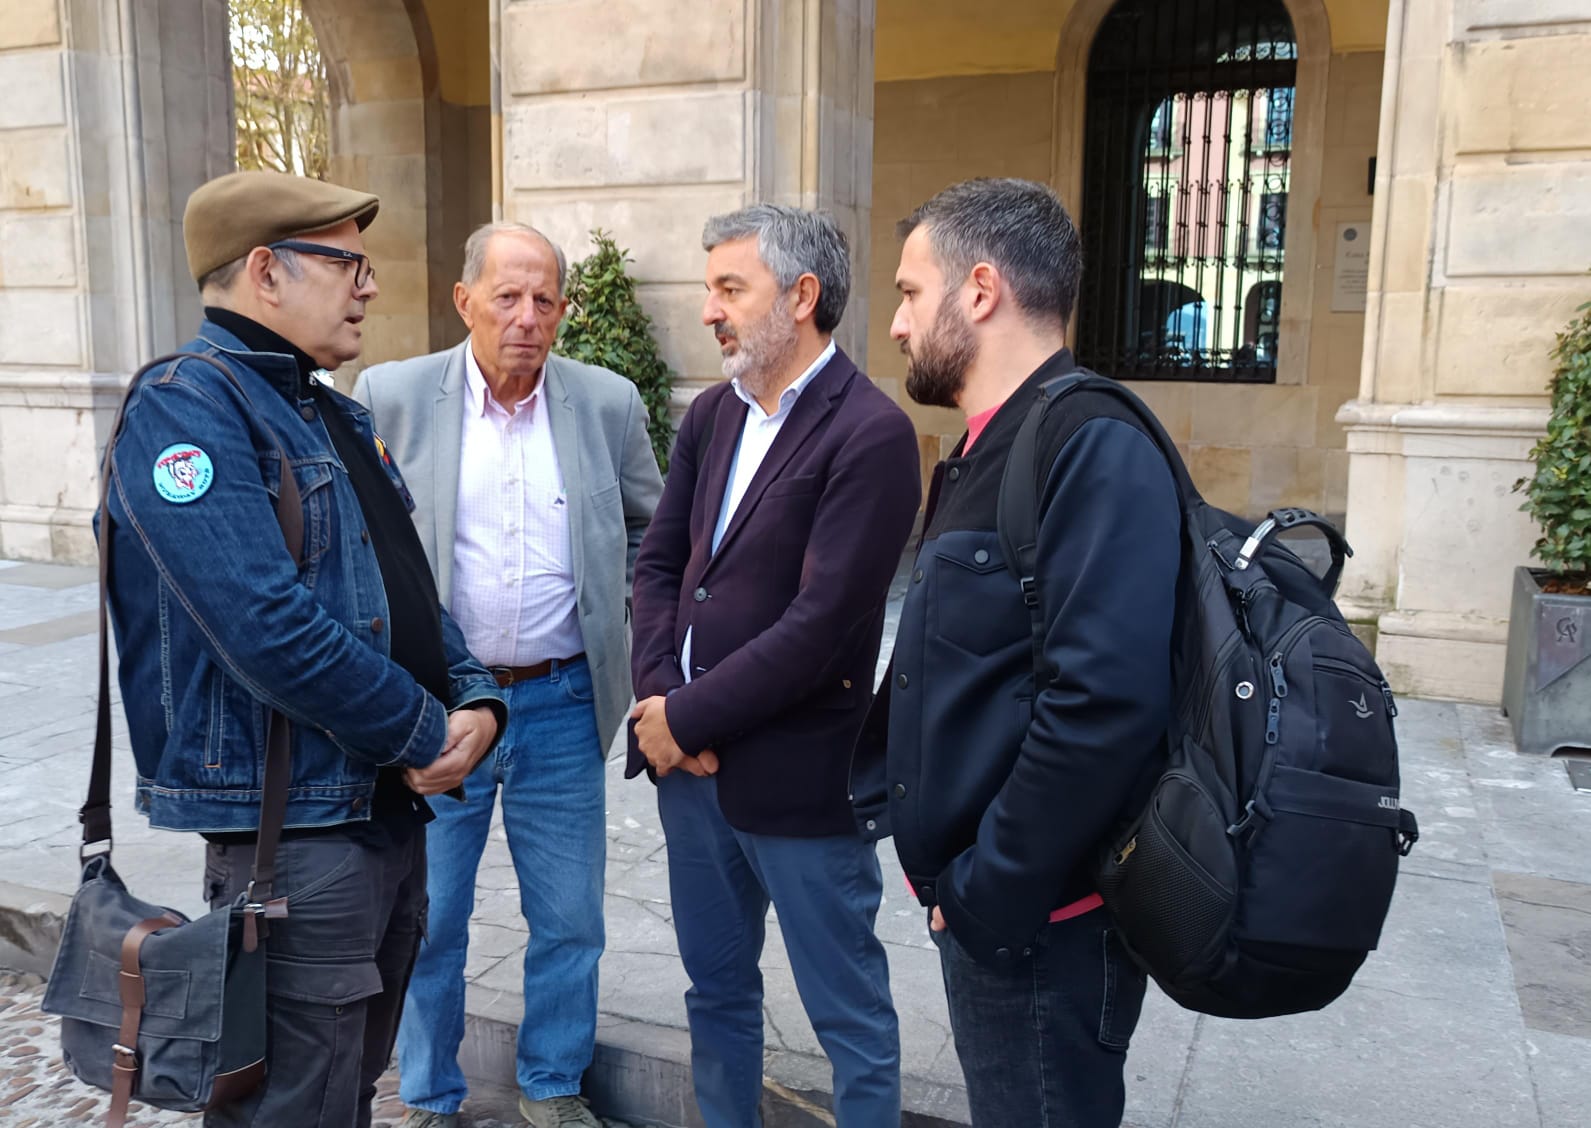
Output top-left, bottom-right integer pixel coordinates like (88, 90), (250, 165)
(397, 657), (606, 1112)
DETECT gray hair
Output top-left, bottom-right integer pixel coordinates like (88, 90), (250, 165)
(702, 205), (851, 333)
(897, 178), (1082, 327)
(197, 245), (301, 296)
(461, 221), (568, 294)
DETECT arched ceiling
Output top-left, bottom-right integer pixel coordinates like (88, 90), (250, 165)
(874, 0), (1389, 83)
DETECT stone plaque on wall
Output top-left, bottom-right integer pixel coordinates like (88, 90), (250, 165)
(1331, 222), (1370, 313)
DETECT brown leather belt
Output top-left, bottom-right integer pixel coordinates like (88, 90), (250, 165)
(490, 654), (585, 688)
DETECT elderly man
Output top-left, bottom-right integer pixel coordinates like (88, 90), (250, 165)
(355, 222), (662, 1128)
(628, 205), (921, 1127)
(99, 169), (506, 1127)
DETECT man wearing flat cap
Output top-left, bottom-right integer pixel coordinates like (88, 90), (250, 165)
(98, 169), (507, 1127)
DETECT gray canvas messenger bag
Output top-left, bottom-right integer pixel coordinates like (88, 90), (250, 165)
(41, 353), (304, 1127)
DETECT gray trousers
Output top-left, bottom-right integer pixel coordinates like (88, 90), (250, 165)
(201, 829), (428, 1128)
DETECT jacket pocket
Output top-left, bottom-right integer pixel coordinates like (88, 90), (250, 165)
(259, 451), (337, 568)
(200, 660), (266, 778)
(590, 478), (621, 509)
(930, 542), (1022, 657)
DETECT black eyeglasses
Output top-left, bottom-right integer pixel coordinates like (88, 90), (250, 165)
(268, 240), (376, 288)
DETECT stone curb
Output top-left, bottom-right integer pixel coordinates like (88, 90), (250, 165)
(1, 881), (969, 1128)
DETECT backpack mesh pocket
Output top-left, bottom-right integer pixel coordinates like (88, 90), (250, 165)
(1099, 771), (1235, 981)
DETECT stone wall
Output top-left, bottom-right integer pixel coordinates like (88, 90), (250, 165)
(0, 0), (231, 562)
(865, 44), (1384, 521)
(1339, 0), (1591, 702)
(498, 0), (874, 408)
(866, 71), (1056, 485)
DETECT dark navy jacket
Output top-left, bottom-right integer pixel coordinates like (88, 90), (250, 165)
(629, 347), (921, 836)
(851, 350), (1181, 966)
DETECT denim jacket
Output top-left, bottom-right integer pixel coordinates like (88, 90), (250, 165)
(103, 321), (504, 833)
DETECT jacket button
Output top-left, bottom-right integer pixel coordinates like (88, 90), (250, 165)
(360, 529), (370, 544)
(693, 587), (708, 603)
(371, 617), (384, 633)
(947, 466), (961, 481)
(893, 783), (907, 798)
(995, 947), (1011, 960)
(973, 549), (990, 565)
(300, 405), (316, 421)
(842, 679), (853, 689)
(350, 797), (365, 811)
(912, 569), (923, 583)
(1022, 947), (1033, 957)
(896, 673), (909, 689)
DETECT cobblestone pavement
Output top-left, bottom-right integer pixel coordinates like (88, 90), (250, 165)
(0, 974), (634, 1127)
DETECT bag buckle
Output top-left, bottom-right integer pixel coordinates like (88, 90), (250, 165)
(79, 838), (112, 865)
(1226, 798), (1271, 842)
(111, 1042), (138, 1071)
(1019, 576), (1039, 608)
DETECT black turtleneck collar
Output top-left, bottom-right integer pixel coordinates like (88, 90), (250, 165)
(204, 307), (320, 395)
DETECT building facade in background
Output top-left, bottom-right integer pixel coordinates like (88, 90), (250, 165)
(0, 0), (1581, 704)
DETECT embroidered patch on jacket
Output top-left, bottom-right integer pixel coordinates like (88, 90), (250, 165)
(152, 443), (215, 504)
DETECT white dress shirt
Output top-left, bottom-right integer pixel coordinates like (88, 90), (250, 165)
(449, 342), (583, 667)
(681, 339), (836, 682)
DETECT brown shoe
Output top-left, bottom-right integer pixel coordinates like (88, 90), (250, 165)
(518, 1093), (601, 1127)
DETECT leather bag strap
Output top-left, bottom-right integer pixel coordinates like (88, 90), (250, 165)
(81, 350), (302, 883)
(105, 911), (182, 1128)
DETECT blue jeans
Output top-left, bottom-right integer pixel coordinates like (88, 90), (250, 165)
(932, 908), (1147, 1127)
(656, 772), (900, 1128)
(397, 658), (606, 1111)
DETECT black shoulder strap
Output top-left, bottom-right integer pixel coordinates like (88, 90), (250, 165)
(996, 372), (1197, 689)
(83, 351), (302, 909)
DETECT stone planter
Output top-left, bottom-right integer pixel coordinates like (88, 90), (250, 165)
(1501, 567), (1591, 755)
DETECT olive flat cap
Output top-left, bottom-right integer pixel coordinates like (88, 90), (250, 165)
(183, 170), (380, 282)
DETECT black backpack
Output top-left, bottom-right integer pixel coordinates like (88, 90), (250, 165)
(997, 372), (1419, 1019)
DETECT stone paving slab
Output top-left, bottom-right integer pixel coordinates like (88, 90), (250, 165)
(3, 559), (1591, 1127)
(0, 972), (636, 1126)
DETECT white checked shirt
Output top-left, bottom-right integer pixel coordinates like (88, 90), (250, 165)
(681, 339), (835, 682)
(449, 343), (583, 667)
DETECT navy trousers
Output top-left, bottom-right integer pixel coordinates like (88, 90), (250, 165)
(656, 772), (900, 1128)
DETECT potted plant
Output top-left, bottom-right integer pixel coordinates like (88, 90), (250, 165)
(556, 229), (676, 473)
(1502, 296), (1591, 755)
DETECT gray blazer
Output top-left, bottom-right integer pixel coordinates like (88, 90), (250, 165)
(354, 341), (663, 750)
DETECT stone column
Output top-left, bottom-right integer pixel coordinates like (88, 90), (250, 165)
(495, 0), (874, 407)
(1337, 0), (1588, 702)
(0, 0), (231, 562)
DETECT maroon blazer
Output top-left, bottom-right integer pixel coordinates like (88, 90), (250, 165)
(628, 346), (921, 836)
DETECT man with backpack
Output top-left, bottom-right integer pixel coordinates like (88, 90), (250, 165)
(850, 177), (1180, 1126)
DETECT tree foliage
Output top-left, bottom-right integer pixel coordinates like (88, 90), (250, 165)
(557, 231), (677, 473)
(231, 0), (329, 179)
(1517, 296), (1591, 588)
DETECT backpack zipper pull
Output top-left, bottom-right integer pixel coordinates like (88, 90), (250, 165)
(1268, 654), (1289, 698)
(1265, 698), (1281, 745)
(1380, 680), (1399, 718)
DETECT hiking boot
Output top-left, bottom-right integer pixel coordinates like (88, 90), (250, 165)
(402, 1111), (460, 1128)
(518, 1093), (601, 1128)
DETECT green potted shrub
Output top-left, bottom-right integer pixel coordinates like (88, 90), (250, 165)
(556, 229), (676, 473)
(1502, 296), (1591, 755)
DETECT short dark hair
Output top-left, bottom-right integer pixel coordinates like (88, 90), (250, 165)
(897, 178), (1082, 327)
(197, 245), (302, 296)
(702, 204), (851, 333)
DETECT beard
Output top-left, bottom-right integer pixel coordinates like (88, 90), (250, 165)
(904, 298), (978, 409)
(716, 296), (799, 398)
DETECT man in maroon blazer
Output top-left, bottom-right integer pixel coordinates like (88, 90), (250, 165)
(628, 204), (921, 1127)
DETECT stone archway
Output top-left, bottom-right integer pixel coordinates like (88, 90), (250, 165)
(296, 0), (438, 374)
(1052, 0), (1332, 383)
